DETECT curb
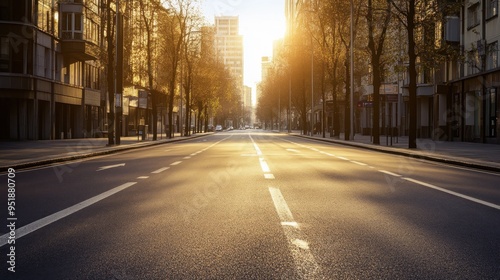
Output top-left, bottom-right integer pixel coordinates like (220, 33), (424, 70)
(291, 134), (500, 173)
(0, 133), (212, 173)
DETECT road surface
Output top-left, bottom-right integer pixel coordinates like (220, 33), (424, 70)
(1, 130), (499, 279)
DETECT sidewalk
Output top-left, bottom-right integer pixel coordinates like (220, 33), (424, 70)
(286, 131), (500, 172)
(0, 132), (211, 172)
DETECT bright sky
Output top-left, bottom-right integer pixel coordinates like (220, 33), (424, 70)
(202, 0), (286, 97)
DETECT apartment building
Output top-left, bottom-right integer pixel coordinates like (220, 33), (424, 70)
(214, 16), (244, 127)
(0, 0), (103, 140)
(447, 0), (499, 143)
(358, 0), (500, 145)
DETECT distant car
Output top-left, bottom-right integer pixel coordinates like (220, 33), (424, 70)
(215, 125), (223, 131)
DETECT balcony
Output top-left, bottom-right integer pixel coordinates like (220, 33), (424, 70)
(60, 31), (99, 63)
(59, 1), (100, 63)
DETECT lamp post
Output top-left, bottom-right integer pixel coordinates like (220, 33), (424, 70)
(115, 0), (124, 145)
(310, 35), (314, 136)
(349, 0), (354, 140)
(288, 71), (292, 133)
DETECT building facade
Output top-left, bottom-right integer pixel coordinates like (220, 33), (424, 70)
(447, 0), (500, 143)
(214, 16), (243, 85)
(356, 0), (500, 144)
(0, 0), (104, 140)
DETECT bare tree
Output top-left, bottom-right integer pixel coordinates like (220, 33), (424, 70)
(137, 0), (163, 140)
(390, 0), (456, 148)
(367, 0), (392, 145)
(105, 0), (116, 145)
(161, 0), (200, 138)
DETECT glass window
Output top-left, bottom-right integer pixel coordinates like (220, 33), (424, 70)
(487, 0), (498, 19)
(61, 13), (83, 39)
(37, 0), (52, 33)
(467, 50), (480, 75)
(486, 88), (497, 137)
(0, 37), (9, 72)
(75, 13), (82, 31)
(487, 41), (498, 70)
(467, 3), (480, 29)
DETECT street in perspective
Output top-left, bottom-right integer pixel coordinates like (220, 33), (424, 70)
(1, 129), (500, 279)
(2, 0), (500, 278)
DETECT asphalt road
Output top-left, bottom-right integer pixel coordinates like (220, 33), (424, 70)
(1, 130), (499, 279)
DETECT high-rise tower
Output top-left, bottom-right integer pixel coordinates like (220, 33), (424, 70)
(214, 16), (244, 88)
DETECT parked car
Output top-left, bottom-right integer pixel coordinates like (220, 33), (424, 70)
(215, 125), (223, 132)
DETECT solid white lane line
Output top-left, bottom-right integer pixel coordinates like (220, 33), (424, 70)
(170, 161), (182, 166)
(268, 187), (322, 279)
(336, 156), (349, 160)
(152, 167), (169, 174)
(379, 170), (402, 177)
(351, 161), (367, 166)
(403, 177), (500, 211)
(259, 158), (271, 173)
(0, 182), (137, 247)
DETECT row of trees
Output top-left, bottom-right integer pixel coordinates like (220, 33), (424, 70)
(103, 0), (241, 144)
(257, 0), (459, 148)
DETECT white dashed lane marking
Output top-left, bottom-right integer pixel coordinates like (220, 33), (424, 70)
(264, 174), (275, 179)
(259, 158), (271, 173)
(269, 187), (322, 278)
(152, 167), (169, 174)
(379, 170), (402, 177)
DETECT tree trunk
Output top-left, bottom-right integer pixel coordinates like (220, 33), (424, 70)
(184, 89), (190, 136)
(407, 1), (417, 149)
(167, 80), (175, 139)
(344, 58), (351, 140)
(204, 105), (209, 132)
(106, 0), (115, 145)
(372, 56), (381, 145)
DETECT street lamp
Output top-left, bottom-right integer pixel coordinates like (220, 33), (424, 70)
(310, 34), (314, 136)
(115, 0), (124, 145)
(349, 0), (354, 140)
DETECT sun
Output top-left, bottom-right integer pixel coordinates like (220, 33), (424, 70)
(239, 14), (286, 85)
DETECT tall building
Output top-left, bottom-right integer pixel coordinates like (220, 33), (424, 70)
(261, 56), (272, 82)
(0, 0), (103, 140)
(214, 16), (244, 86)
